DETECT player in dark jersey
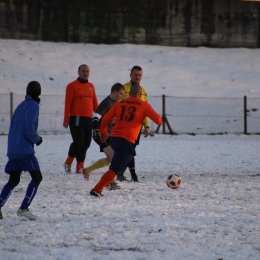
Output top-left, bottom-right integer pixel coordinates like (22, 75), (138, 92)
(81, 83), (125, 190)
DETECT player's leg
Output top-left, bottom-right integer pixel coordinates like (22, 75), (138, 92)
(128, 157), (139, 182)
(17, 170), (42, 220)
(90, 137), (135, 196)
(109, 137), (135, 176)
(91, 169), (117, 196)
(0, 159), (22, 219)
(64, 125), (79, 173)
(128, 132), (140, 182)
(19, 170), (42, 210)
(67, 123), (85, 173)
(76, 122), (92, 173)
(103, 146), (121, 190)
(118, 132), (140, 182)
(83, 142), (120, 189)
(64, 118), (79, 173)
(82, 140), (112, 180)
(0, 170), (21, 218)
(117, 166), (128, 182)
(117, 156), (138, 182)
(103, 145), (114, 163)
(93, 152), (132, 194)
(117, 150), (138, 182)
(64, 155), (74, 174)
(83, 158), (109, 180)
(17, 155), (42, 220)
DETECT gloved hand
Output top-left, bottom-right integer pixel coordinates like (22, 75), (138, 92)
(93, 129), (100, 142)
(36, 137), (43, 146)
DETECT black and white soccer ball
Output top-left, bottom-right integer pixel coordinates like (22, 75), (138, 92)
(166, 174), (182, 189)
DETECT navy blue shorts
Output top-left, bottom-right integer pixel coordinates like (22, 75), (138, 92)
(5, 154), (40, 174)
(109, 137), (136, 175)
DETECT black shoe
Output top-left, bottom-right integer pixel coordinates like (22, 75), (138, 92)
(131, 173), (139, 182)
(117, 174), (130, 182)
(90, 189), (103, 197)
(0, 210), (3, 219)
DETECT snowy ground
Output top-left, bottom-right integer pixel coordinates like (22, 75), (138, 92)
(0, 133), (260, 260)
(1, 39), (260, 98)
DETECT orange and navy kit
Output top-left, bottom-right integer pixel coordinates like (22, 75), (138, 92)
(101, 97), (162, 144)
(64, 80), (98, 123)
(93, 97), (162, 193)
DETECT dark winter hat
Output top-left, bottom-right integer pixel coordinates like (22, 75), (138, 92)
(26, 81), (41, 97)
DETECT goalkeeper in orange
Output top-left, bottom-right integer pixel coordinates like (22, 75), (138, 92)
(90, 84), (162, 197)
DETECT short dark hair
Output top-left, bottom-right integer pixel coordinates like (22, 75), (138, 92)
(131, 65), (142, 74)
(78, 64), (88, 72)
(111, 83), (124, 93)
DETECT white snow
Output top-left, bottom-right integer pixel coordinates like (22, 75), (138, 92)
(0, 40), (260, 260)
(0, 40), (260, 98)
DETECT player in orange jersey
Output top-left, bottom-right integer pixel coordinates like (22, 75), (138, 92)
(90, 84), (162, 197)
(118, 65), (149, 182)
(63, 64), (98, 174)
(81, 83), (125, 190)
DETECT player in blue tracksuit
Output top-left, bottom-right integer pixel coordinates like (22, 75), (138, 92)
(0, 81), (43, 220)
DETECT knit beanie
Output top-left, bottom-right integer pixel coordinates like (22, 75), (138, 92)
(26, 81), (41, 103)
(27, 81), (41, 96)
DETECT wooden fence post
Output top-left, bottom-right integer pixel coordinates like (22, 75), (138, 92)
(10, 92), (13, 122)
(155, 95), (175, 134)
(244, 96), (247, 134)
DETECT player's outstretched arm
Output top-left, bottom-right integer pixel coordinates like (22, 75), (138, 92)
(146, 104), (162, 126)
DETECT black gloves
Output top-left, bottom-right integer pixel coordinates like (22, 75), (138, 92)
(93, 129), (100, 142)
(36, 137), (43, 146)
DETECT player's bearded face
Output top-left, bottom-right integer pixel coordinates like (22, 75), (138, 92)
(130, 69), (142, 84)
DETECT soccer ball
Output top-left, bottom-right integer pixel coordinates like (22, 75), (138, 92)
(166, 174), (182, 189)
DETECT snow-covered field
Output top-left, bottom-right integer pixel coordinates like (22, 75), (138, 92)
(0, 134), (260, 260)
(0, 40), (260, 259)
(1, 40), (260, 98)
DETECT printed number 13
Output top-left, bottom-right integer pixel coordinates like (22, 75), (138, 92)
(120, 105), (136, 122)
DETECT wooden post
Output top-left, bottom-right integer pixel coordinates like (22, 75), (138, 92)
(163, 94), (165, 133)
(10, 92), (13, 122)
(155, 95), (175, 134)
(244, 96), (247, 134)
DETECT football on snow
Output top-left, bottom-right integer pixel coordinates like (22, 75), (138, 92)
(166, 174), (182, 189)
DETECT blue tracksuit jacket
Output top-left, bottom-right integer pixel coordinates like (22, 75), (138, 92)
(7, 95), (41, 159)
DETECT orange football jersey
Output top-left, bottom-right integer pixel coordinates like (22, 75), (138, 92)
(100, 97), (162, 143)
(64, 80), (98, 122)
